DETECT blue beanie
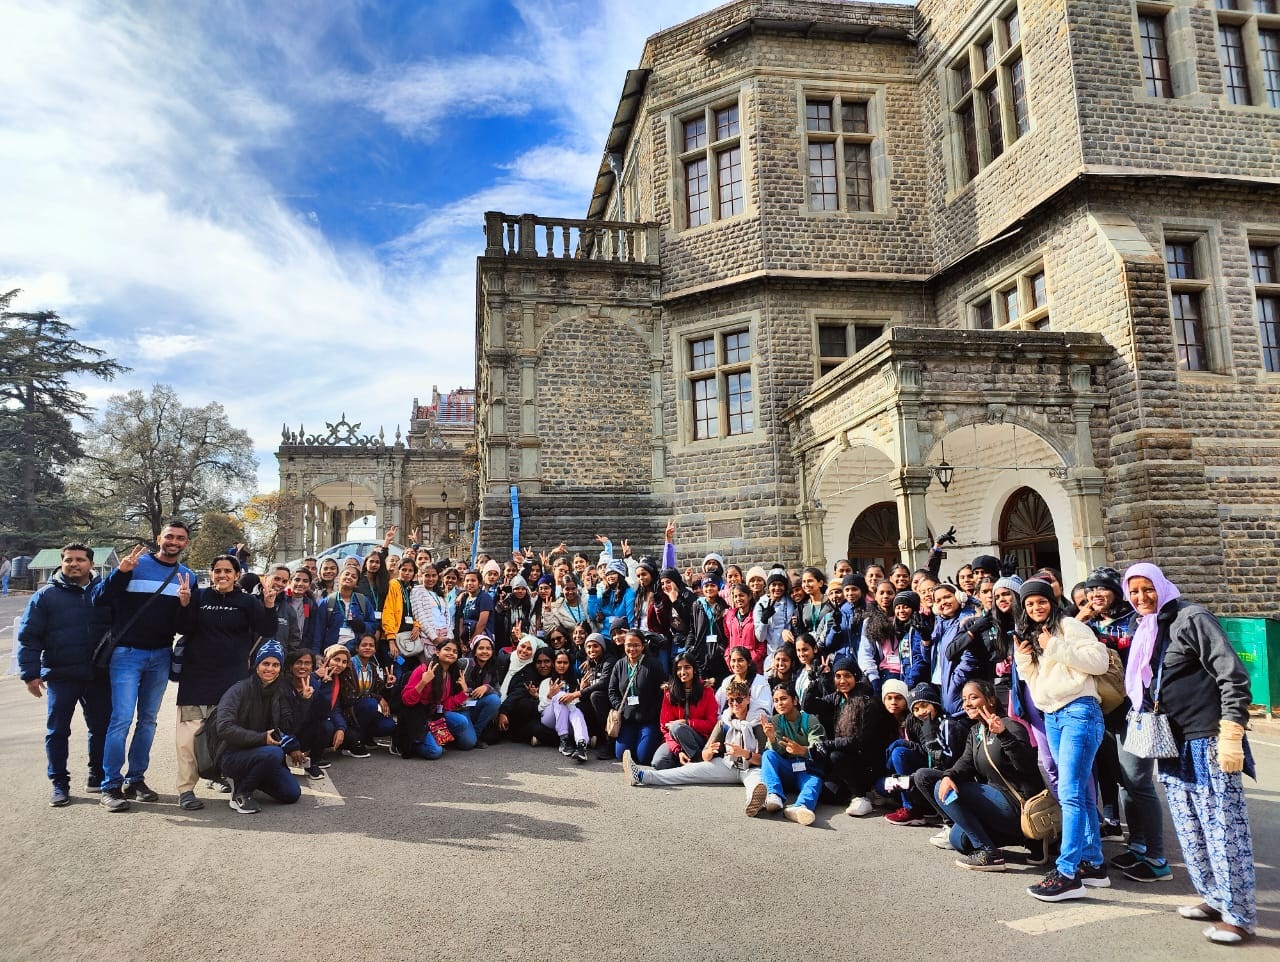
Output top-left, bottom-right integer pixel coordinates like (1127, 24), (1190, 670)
(255, 638), (285, 666)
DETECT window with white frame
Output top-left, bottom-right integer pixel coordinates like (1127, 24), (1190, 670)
(678, 101), (745, 229)
(804, 95), (876, 212)
(1215, 0), (1280, 107)
(948, 3), (1029, 185)
(1249, 238), (1280, 372)
(815, 319), (886, 378)
(968, 262), (1049, 331)
(686, 328), (754, 440)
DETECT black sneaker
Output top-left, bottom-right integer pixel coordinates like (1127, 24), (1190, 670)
(1100, 819), (1124, 838)
(1122, 857), (1172, 883)
(123, 780), (159, 802)
(317, 759), (332, 769)
(1028, 869), (1086, 902)
(572, 741), (588, 763)
(596, 741), (615, 761)
(99, 788), (130, 813)
(305, 765), (325, 779)
(956, 848), (1007, 871)
(1110, 849), (1143, 871)
(558, 735), (574, 756)
(1025, 837), (1051, 866)
(86, 774), (103, 793)
(342, 744), (371, 759)
(1076, 861), (1112, 888)
(228, 793), (261, 815)
(50, 785), (71, 808)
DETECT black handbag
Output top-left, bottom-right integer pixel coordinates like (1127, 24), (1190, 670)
(194, 712), (221, 780)
(92, 563), (180, 669)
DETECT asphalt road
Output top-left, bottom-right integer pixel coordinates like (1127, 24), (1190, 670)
(1, 592), (1277, 962)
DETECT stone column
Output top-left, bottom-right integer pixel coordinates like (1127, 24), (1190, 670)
(797, 505), (828, 569)
(1065, 469), (1108, 582)
(891, 467), (934, 571)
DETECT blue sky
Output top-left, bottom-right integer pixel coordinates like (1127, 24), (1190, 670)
(1, 0), (911, 490)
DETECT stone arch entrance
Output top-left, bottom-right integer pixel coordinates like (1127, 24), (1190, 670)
(847, 501), (900, 570)
(808, 439), (897, 569)
(998, 486), (1061, 578)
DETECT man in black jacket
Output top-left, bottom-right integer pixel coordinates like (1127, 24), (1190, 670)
(17, 544), (114, 807)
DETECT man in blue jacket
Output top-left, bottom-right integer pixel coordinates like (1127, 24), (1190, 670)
(18, 543), (114, 807)
(92, 521), (196, 812)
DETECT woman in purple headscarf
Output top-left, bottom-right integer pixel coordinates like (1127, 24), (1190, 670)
(1123, 562), (1256, 946)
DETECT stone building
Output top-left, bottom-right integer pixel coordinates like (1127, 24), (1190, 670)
(475, 0), (1280, 617)
(275, 387), (476, 561)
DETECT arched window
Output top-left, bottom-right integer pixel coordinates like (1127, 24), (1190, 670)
(998, 486), (1059, 579)
(848, 501), (900, 571)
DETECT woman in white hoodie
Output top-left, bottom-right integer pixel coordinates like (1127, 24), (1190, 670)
(1014, 578), (1110, 904)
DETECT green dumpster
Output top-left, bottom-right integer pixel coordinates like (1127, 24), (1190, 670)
(1222, 617), (1280, 718)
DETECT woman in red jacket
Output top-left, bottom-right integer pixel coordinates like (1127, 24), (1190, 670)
(652, 654), (719, 770)
(400, 639), (478, 758)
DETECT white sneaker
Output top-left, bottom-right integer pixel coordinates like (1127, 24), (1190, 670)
(784, 805), (816, 826)
(845, 796), (873, 817)
(930, 828), (955, 850)
(764, 793), (784, 813)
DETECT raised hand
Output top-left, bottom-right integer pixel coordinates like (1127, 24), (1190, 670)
(300, 675), (314, 699)
(260, 580), (278, 608)
(665, 518), (676, 542)
(118, 544), (147, 573)
(383, 525), (398, 547)
(176, 572), (193, 607)
(620, 539), (631, 558)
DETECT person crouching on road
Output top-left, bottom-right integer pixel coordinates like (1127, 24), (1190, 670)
(211, 640), (302, 815)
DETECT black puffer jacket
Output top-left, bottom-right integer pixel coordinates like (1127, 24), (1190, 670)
(1152, 600), (1251, 743)
(210, 675), (296, 766)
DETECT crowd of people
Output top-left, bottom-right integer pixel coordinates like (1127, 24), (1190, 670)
(16, 518), (1260, 945)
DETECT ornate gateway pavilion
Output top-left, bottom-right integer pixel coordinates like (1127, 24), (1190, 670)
(471, 0), (1280, 618)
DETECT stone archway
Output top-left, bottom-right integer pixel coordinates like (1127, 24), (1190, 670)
(847, 501), (900, 570)
(999, 486), (1061, 578)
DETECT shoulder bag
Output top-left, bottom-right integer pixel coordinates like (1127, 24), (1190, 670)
(1094, 646), (1126, 715)
(981, 727), (1062, 841)
(606, 668), (639, 739)
(92, 563), (180, 670)
(1122, 639), (1177, 759)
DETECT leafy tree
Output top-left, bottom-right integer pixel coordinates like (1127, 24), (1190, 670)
(0, 289), (125, 552)
(81, 384), (258, 541)
(238, 490), (293, 563)
(187, 512), (246, 571)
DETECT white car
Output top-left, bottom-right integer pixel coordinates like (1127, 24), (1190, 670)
(289, 541), (408, 571)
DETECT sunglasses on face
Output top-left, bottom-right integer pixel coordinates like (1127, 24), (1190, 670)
(726, 696), (747, 704)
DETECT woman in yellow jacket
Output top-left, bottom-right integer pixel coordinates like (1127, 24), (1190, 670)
(1014, 578), (1110, 903)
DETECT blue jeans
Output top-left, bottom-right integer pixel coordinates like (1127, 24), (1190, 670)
(886, 741), (926, 811)
(220, 745), (301, 803)
(463, 691), (501, 738)
(615, 721), (661, 764)
(415, 711), (478, 759)
(1044, 695), (1104, 876)
(934, 777), (1021, 852)
(761, 749), (823, 812)
(45, 676), (112, 787)
(103, 646), (171, 792)
(352, 696), (396, 743)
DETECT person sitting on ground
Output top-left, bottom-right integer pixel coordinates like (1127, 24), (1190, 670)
(459, 636), (504, 746)
(916, 679), (1045, 871)
(399, 639), (480, 758)
(608, 630), (666, 764)
(652, 654), (718, 770)
(349, 633), (396, 751)
(808, 659), (896, 818)
(281, 648), (332, 780)
(759, 684), (827, 826)
(624, 678), (769, 817)
(499, 646), (557, 745)
(313, 644), (363, 758)
(210, 639), (302, 815)
(538, 649), (590, 762)
(578, 633), (619, 759)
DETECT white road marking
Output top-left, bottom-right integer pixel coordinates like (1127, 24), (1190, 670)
(1000, 904), (1158, 934)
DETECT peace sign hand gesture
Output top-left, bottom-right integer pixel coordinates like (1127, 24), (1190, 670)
(260, 581), (278, 608)
(300, 675), (314, 699)
(176, 572), (193, 607)
(119, 544), (148, 573)
(978, 704), (1005, 735)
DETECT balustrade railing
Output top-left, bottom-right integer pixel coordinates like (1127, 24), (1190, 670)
(483, 211), (659, 264)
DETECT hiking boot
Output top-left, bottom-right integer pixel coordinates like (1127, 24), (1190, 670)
(1028, 869), (1085, 902)
(99, 788), (130, 813)
(956, 848), (1007, 871)
(123, 780), (159, 802)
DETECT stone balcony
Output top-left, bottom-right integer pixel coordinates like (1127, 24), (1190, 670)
(483, 211), (660, 264)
